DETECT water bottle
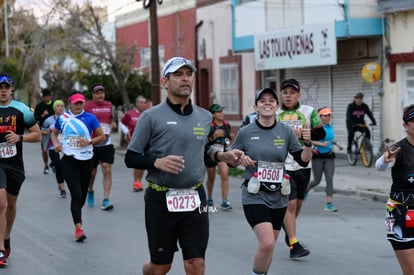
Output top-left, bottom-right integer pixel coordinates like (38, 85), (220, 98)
(281, 174), (291, 195)
(247, 172), (260, 194)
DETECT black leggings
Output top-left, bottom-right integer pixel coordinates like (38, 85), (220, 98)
(61, 155), (92, 225)
(48, 150), (64, 184)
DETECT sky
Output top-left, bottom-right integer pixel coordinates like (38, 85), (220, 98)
(13, 0), (139, 22)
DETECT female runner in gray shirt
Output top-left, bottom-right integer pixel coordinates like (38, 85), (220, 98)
(232, 88), (312, 275)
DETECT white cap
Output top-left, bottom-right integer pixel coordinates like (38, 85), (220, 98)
(162, 57), (196, 77)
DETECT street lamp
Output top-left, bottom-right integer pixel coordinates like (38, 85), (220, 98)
(136, 0), (163, 105)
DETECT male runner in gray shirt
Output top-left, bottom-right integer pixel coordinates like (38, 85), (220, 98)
(125, 56), (243, 275)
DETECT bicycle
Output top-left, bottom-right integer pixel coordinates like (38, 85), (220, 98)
(347, 124), (373, 167)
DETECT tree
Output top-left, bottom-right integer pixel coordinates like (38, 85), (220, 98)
(54, 0), (137, 109)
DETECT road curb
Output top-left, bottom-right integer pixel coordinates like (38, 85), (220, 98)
(313, 186), (388, 203)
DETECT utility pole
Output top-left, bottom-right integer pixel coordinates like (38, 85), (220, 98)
(137, 0), (162, 104)
(149, 0), (160, 104)
(4, 0), (9, 57)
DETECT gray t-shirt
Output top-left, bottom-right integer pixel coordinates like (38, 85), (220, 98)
(232, 121), (303, 208)
(128, 101), (212, 188)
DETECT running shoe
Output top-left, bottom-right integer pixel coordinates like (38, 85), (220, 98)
(0, 251), (7, 267)
(43, 167), (49, 175)
(220, 200), (232, 210)
(87, 191), (94, 207)
(133, 181), (143, 192)
(290, 242), (310, 259)
(325, 202), (338, 212)
(101, 199), (114, 211)
(59, 190), (67, 198)
(75, 228), (87, 242)
(4, 239), (10, 258)
(207, 199), (216, 213)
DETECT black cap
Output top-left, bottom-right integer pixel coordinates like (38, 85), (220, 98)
(255, 88), (278, 104)
(280, 79), (300, 92)
(209, 104), (225, 113)
(42, 88), (51, 97)
(354, 92), (364, 98)
(403, 105), (414, 123)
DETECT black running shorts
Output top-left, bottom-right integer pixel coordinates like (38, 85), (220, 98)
(0, 166), (25, 196)
(243, 204), (287, 230)
(287, 168), (311, 201)
(92, 144), (115, 168)
(144, 186), (209, 265)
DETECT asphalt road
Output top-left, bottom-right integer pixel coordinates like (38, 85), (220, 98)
(1, 142), (400, 275)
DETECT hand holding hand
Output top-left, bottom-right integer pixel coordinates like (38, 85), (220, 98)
(221, 149), (245, 167)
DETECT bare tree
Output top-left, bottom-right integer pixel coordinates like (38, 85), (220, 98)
(54, 0), (136, 108)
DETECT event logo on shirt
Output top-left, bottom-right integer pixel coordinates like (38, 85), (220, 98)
(0, 115), (17, 132)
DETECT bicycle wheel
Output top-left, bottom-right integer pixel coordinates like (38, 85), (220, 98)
(347, 140), (358, 165)
(361, 139), (373, 168)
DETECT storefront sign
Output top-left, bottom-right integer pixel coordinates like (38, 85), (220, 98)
(254, 23), (337, 70)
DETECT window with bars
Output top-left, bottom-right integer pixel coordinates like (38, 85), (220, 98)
(219, 63), (239, 115)
(405, 67), (414, 103)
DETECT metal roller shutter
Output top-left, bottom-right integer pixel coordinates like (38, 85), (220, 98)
(332, 59), (382, 155)
(284, 59), (382, 156)
(284, 66), (331, 111)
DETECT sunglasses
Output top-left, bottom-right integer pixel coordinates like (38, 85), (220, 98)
(163, 58), (193, 76)
(0, 75), (14, 86)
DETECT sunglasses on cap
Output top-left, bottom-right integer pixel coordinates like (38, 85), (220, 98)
(0, 75), (14, 86)
(162, 58), (195, 76)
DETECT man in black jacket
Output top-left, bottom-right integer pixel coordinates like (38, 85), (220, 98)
(34, 88), (54, 174)
(346, 92), (377, 153)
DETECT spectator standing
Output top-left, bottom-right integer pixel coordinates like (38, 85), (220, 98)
(84, 84), (117, 210)
(124, 56), (243, 275)
(232, 88), (312, 275)
(205, 104), (234, 211)
(0, 74), (41, 267)
(51, 92), (105, 242)
(276, 78), (326, 258)
(346, 92), (377, 153)
(41, 100), (67, 198)
(375, 104), (414, 275)
(34, 88), (54, 174)
(120, 95), (147, 191)
(307, 107), (343, 212)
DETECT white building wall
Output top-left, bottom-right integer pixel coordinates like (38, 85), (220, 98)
(241, 53), (256, 112)
(349, 0), (379, 18)
(197, 2), (232, 103)
(387, 13), (414, 53)
(235, 0), (347, 36)
(382, 10), (414, 141)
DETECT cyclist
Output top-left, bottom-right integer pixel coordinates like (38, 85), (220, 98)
(346, 92), (377, 154)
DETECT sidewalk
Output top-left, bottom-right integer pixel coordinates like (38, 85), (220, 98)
(111, 132), (391, 203)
